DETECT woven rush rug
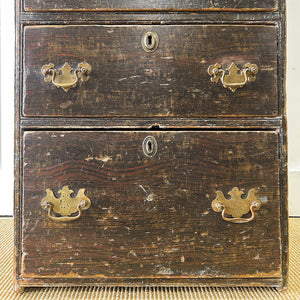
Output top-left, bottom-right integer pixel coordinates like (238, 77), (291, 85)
(1, 218), (299, 300)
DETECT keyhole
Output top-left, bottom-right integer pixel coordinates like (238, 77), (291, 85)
(147, 34), (153, 47)
(147, 140), (152, 152)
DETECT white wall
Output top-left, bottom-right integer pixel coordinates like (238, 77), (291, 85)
(287, 0), (300, 216)
(0, 0), (14, 215)
(0, 0), (299, 216)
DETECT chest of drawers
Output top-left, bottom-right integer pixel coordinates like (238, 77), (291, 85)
(14, 0), (287, 292)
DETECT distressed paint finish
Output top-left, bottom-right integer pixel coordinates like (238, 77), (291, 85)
(15, 0), (288, 292)
(23, 25), (278, 118)
(24, 0), (278, 12)
(22, 131), (281, 280)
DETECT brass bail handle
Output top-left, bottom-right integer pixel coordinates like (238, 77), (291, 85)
(41, 186), (91, 222)
(41, 62), (92, 92)
(208, 63), (258, 92)
(211, 187), (262, 223)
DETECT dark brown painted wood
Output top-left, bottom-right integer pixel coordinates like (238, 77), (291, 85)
(22, 131), (281, 280)
(24, 0), (278, 12)
(23, 25), (278, 118)
(19, 12), (282, 24)
(14, 0), (23, 293)
(15, 0), (287, 292)
(20, 117), (283, 130)
(18, 277), (283, 288)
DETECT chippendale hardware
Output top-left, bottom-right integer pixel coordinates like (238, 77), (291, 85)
(208, 63), (258, 92)
(211, 187), (262, 223)
(41, 186), (91, 222)
(41, 62), (92, 92)
(142, 30), (159, 52)
(142, 136), (158, 157)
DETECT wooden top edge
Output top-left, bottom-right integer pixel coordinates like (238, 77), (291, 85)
(24, 8), (278, 13)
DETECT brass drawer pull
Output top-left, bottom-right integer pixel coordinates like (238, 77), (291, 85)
(142, 30), (159, 52)
(208, 63), (258, 92)
(41, 186), (91, 222)
(211, 187), (261, 223)
(41, 62), (92, 92)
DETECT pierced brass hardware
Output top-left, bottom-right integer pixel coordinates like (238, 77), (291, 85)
(142, 31), (159, 52)
(41, 186), (91, 222)
(208, 63), (258, 92)
(41, 62), (92, 92)
(143, 136), (158, 157)
(211, 187), (261, 223)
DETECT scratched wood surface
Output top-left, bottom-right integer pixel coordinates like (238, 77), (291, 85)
(21, 131), (281, 280)
(23, 25), (278, 118)
(23, 0), (278, 11)
(15, 0), (288, 292)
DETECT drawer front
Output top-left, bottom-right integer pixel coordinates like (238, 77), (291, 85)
(24, 0), (278, 12)
(22, 131), (281, 280)
(23, 25), (278, 118)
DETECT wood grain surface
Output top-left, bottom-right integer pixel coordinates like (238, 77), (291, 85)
(15, 0), (288, 291)
(23, 25), (278, 118)
(23, 0), (278, 12)
(21, 131), (281, 281)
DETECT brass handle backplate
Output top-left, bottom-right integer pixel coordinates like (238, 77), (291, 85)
(41, 62), (92, 92)
(41, 186), (91, 222)
(211, 187), (261, 223)
(208, 63), (258, 92)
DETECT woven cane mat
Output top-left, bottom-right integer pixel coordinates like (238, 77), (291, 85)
(1, 218), (299, 299)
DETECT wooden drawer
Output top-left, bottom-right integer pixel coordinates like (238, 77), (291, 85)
(24, 0), (278, 12)
(21, 130), (282, 283)
(23, 25), (278, 118)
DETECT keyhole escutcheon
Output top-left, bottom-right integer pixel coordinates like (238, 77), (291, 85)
(143, 136), (158, 157)
(142, 31), (159, 53)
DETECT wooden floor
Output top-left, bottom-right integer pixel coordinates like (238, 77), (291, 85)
(1, 218), (299, 299)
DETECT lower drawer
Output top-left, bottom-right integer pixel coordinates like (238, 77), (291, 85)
(21, 131), (282, 284)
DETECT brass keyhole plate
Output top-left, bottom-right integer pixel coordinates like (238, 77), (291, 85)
(142, 136), (158, 157)
(142, 31), (159, 53)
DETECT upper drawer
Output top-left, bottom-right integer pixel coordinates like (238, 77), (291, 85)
(23, 25), (278, 118)
(24, 0), (278, 12)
